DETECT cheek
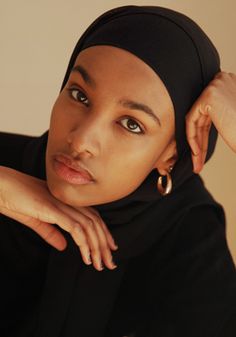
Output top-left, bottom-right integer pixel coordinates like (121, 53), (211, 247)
(104, 144), (159, 187)
(50, 99), (68, 131)
(48, 97), (75, 148)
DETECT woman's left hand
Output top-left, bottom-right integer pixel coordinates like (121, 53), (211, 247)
(185, 71), (236, 173)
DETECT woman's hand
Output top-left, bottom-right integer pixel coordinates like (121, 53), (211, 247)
(186, 71), (236, 173)
(0, 166), (118, 271)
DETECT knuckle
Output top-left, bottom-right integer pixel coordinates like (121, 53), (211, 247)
(91, 208), (100, 217)
(86, 218), (95, 230)
(204, 124), (211, 131)
(229, 72), (236, 79)
(90, 240), (100, 252)
(72, 225), (86, 241)
(204, 86), (216, 100)
(31, 218), (42, 230)
(93, 214), (103, 226)
(99, 241), (109, 252)
(217, 71), (226, 78)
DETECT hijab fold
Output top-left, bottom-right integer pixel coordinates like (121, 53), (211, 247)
(20, 5), (222, 336)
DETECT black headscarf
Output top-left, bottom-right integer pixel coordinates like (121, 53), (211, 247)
(21, 5), (222, 337)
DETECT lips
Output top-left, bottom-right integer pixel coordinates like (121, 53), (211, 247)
(53, 153), (94, 181)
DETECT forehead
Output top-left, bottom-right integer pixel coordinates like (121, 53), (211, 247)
(74, 46), (170, 94)
(77, 45), (158, 78)
(71, 45), (174, 121)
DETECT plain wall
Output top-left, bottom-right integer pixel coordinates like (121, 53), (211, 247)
(1, 0), (236, 262)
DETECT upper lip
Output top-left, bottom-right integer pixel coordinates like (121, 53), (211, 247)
(53, 153), (95, 181)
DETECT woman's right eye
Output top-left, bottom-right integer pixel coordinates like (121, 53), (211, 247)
(67, 88), (89, 106)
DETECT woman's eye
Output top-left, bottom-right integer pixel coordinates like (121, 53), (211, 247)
(120, 118), (143, 134)
(68, 88), (89, 106)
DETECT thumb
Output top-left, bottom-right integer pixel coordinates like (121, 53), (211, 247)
(0, 206), (67, 251)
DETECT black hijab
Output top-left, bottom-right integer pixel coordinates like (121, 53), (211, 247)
(21, 5), (222, 337)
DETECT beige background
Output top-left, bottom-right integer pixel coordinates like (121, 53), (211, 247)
(0, 0), (235, 261)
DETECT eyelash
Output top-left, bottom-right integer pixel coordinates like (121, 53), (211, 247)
(66, 86), (145, 135)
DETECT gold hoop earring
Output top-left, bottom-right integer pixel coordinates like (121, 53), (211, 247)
(157, 166), (173, 196)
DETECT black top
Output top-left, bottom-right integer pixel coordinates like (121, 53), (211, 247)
(1, 131), (236, 337)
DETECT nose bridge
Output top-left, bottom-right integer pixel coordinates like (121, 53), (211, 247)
(68, 112), (105, 155)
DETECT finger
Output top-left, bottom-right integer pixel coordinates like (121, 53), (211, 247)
(90, 217), (117, 270)
(186, 104), (210, 173)
(51, 202), (117, 270)
(34, 204), (98, 264)
(29, 219), (67, 251)
(59, 202), (118, 252)
(186, 113), (202, 173)
(194, 114), (212, 172)
(193, 114), (208, 172)
(186, 104), (201, 154)
(78, 208), (117, 269)
(214, 71), (225, 79)
(78, 217), (104, 271)
(42, 203), (78, 235)
(201, 117), (212, 168)
(54, 208), (102, 270)
(82, 207), (118, 251)
(100, 221), (118, 251)
(70, 225), (93, 266)
(0, 206), (67, 251)
(49, 203), (104, 270)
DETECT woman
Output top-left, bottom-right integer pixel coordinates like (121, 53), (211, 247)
(1, 5), (236, 337)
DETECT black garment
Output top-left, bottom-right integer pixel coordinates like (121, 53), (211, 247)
(1, 131), (236, 337)
(1, 5), (236, 337)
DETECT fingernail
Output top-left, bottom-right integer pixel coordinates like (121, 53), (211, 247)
(111, 257), (117, 269)
(100, 261), (104, 271)
(87, 254), (92, 265)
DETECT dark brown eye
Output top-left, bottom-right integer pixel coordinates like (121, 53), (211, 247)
(120, 118), (143, 134)
(68, 88), (89, 106)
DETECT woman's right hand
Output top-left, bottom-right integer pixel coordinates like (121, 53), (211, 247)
(0, 165), (118, 271)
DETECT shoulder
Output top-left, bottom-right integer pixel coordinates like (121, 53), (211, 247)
(0, 131), (36, 169)
(0, 131), (35, 149)
(171, 203), (227, 256)
(172, 173), (226, 230)
(180, 202), (226, 230)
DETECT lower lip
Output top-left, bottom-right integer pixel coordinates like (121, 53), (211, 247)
(52, 159), (94, 185)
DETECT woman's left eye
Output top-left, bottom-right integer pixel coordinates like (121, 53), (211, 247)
(67, 88), (89, 106)
(120, 118), (144, 134)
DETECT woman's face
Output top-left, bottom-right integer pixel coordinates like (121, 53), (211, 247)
(46, 45), (175, 207)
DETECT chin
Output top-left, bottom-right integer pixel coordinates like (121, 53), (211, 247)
(46, 179), (96, 207)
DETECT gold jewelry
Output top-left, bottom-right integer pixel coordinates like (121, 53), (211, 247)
(157, 166), (173, 195)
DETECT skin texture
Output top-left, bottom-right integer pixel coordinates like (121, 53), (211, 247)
(46, 45), (178, 208)
(1, 46), (235, 272)
(2, 46), (235, 271)
(186, 71), (236, 173)
(0, 165), (119, 271)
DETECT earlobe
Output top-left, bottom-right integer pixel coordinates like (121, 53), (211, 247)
(157, 162), (175, 176)
(154, 140), (178, 176)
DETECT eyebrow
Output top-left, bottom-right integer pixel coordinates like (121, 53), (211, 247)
(71, 64), (161, 127)
(118, 99), (161, 127)
(71, 64), (96, 88)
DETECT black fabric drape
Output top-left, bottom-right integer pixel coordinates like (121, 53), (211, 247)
(1, 130), (236, 337)
(1, 4), (236, 337)
(21, 5), (229, 337)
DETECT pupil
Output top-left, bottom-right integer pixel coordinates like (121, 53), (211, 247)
(78, 91), (86, 101)
(127, 119), (137, 129)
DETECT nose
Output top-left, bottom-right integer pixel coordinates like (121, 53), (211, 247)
(66, 116), (102, 158)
